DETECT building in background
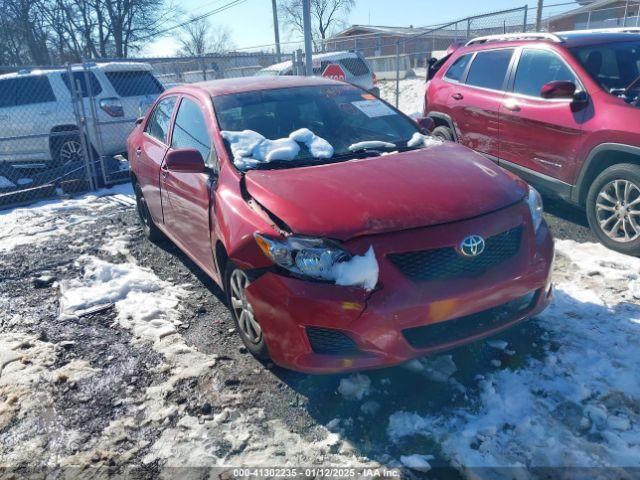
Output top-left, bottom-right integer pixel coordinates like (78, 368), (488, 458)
(548, 0), (640, 31)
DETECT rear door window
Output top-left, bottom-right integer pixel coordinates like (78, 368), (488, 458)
(444, 54), (472, 82)
(15, 76), (56, 105)
(61, 71), (103, 97)
(0, 78), (17, 107)
(105, 71), (164, 97)
(145, 96), (177, 144)
(465, 49), (514, 90)
(513, 49), (578, 98)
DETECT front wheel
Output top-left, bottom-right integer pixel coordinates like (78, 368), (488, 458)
(431, 125), (455, 142)
(224, 263), (269, 360)
(586, 163), (640, 256)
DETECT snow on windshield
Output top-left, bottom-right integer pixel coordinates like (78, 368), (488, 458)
(408, 132), (443, 148)
(221, 128), (334, 169)
(348, 141), (396, 152)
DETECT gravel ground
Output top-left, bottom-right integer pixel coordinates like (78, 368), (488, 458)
(1, 179), (634, 478)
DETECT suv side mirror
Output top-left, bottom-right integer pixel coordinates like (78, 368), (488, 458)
(415, 116), (435, 133)
(165, 148), (206, 173)
(540, 81), (576, 100)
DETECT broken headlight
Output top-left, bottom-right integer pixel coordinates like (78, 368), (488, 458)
(254, 233), (351, 281)
(526, 186), (544, 232)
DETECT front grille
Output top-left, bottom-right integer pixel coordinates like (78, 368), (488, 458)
(306, 327), (360, 355)
(388, 226), (523, 282)
(402, 291), (538, 350)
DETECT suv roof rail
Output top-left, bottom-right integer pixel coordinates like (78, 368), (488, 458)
(559, 27), (640, 35)
(465, 32), (563, 46)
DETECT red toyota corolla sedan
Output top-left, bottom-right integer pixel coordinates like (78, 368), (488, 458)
(128, 76), (554, 373)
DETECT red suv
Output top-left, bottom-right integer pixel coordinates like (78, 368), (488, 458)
(128, 76), (553, 373)
(425, 29), (640, 256)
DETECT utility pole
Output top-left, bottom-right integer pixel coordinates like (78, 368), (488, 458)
(535, 0), (544, 32)
(271, 0), (282, 62)
(302, 0), (313, 76)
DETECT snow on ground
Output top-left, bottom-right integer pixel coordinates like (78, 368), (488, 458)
(0, 184), (134, 253)
(388, 240), (640, 469)
(378, 73), (426, 118)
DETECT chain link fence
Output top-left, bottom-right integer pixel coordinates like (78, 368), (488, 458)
(1, 2), (639, 208)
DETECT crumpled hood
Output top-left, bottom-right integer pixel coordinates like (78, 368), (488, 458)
(244, 142), (527, 241)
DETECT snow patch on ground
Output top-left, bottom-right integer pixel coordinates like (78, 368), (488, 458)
(338, 374), (372, 401)
(388, 240), (640, 469)
(378, 75), (425, 118)
(0, 184), (134, 253)
(400, 454), (433, 472)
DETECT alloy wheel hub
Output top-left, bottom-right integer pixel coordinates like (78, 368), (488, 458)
(596, 179), (640, 243)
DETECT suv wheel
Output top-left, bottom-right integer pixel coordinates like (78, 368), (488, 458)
(431, 126), (455, 141)
(52, 134), (83, 167)
(134, 182), (164, 242)
(224, 263), (269, 360)
(586, 163), (640, 256)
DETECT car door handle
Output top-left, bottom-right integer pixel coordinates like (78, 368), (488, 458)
(503, 100), (521, 112)
(135, 147), (142, 157)
(161, 164), (169, 179)
(451, 93), (464, 100)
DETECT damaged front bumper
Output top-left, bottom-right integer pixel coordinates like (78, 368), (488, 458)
(244, 203), (554, 374)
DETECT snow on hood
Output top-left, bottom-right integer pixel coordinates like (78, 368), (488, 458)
(408, 132), (443, 148)
(221, 128), (333, 169)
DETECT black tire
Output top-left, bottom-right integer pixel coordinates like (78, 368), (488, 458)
(51, 133), (83, 167)
(224, 262), (270, 360)
(431, 125), (455, 142)
(134, 182), (164, 242)
(586, 163), (640, 257)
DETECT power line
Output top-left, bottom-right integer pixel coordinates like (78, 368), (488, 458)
(140, 0), (251, 40)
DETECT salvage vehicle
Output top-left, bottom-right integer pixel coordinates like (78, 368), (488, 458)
(256, 51), (379, 96)
(0, 62), (163, 168)
(128, 76), (554, 373)
(424, 28), (640, 256)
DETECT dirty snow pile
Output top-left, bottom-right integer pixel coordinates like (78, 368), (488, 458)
(0, 184), (134, 253)
(388, 240), (640, 469)
(221, 128), (333, 169)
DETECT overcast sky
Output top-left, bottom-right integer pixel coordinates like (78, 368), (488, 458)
(145, 0), (578, 57)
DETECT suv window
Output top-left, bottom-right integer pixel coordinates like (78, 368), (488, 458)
(145, 96), (177, 144)
(340, 58), (370, 76)
(16, 76), (56, 105)
(105, 71), (163, 97)
(466, 49), (514, 90)
(444, 54), (472, 82)
(0, 78), (17, 108)
(571, 41), (640, 92)
(171, 98), (215, 168)
(513, 49), (577, 98)
(62, 71), (103, 97)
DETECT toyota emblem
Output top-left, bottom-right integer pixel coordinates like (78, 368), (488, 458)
(459, 235), (485, 257)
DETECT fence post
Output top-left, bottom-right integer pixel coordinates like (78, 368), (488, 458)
(523, 5), (529, 33)
(67, 63), (95, 192)
(623, 0), (630, 27)
(395, 40), (401, 109)
(83, 61), (108, 186)
(587, 11), (592, 28)
(466, 18), (471, 39)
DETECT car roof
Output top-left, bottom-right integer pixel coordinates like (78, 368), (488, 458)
(461, 29), (640, 52)
(259, 50), (360, 73)
(169, 75), (346, 97)
(0, 61), (153, 80)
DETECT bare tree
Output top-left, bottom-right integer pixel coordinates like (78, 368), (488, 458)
(178, 16), (234, 56)
(279, 0), (354, 48)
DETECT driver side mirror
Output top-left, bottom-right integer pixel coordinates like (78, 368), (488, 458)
(165, 148), (206, 173)
(415, 116), (435, 134)
(540, 81), (577, 100)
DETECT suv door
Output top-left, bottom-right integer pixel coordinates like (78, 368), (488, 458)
(7, 76), (58, 163)
(445, 48), (514, 158)
(138, 96), (177, 224)
(161, 95), (217, 276)
(0, 78), (18, 163)
(498, 47), (587, 185)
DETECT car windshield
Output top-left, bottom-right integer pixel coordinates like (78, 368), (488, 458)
(570, 41), (640, 92)
(212, 85), (423, 170)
